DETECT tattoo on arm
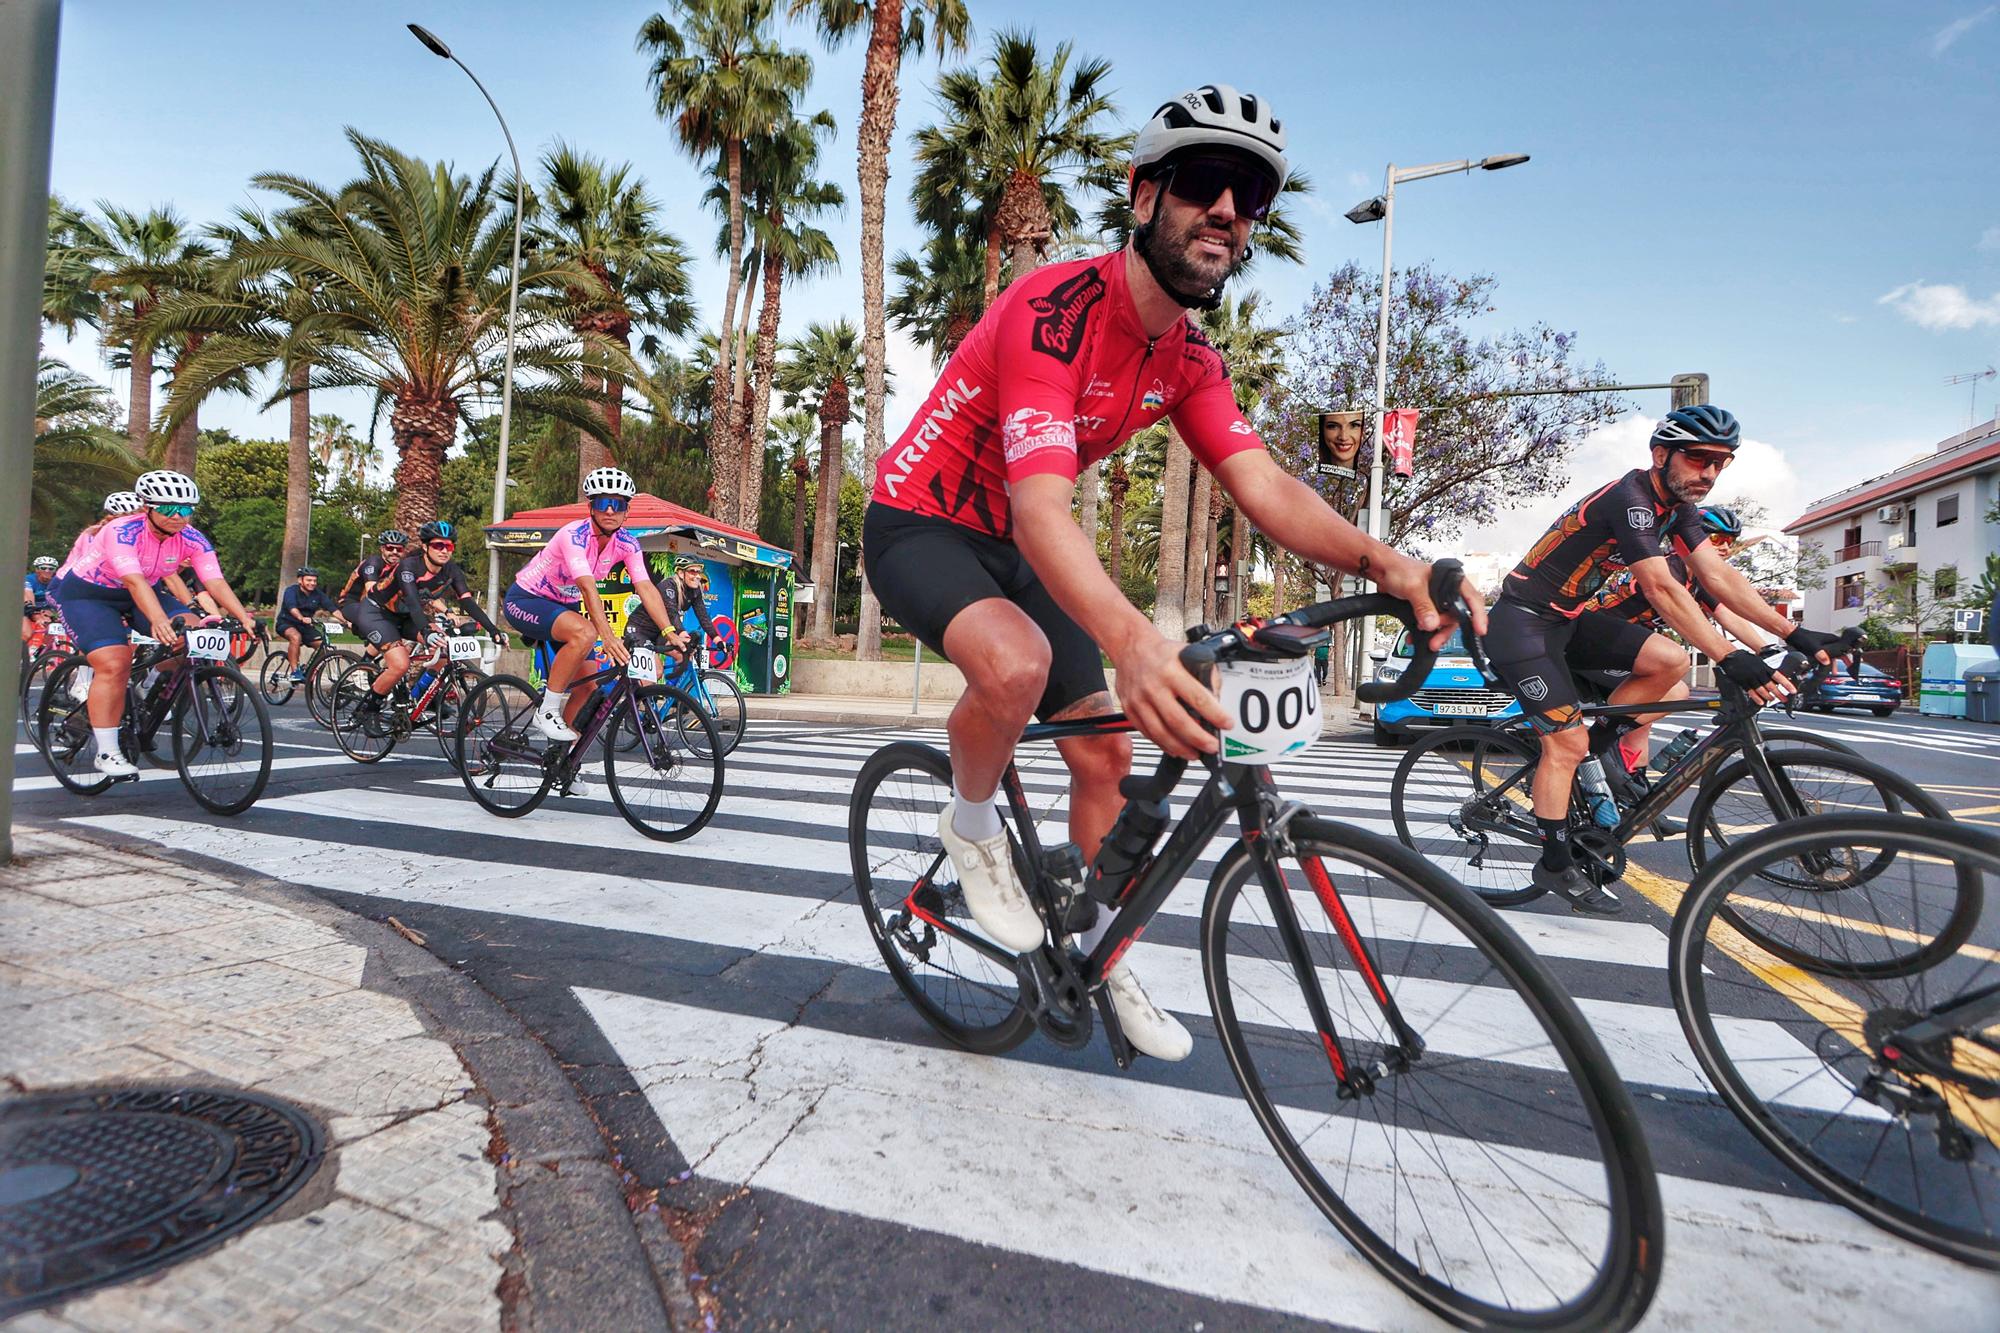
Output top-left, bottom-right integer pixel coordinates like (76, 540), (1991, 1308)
(1356, 555), (1371, 578)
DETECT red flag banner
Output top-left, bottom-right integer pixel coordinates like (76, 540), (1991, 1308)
(1382, 409), (1420, 478)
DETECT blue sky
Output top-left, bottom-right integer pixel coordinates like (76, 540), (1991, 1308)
(42, 1), (2000, 555)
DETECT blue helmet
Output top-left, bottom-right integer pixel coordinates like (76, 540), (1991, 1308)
(418, 520), (455, 544)
(1652, 404), (1740, 451)
(1698, 505), (1743, 539)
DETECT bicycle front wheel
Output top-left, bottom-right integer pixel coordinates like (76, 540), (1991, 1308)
(171, 664), (273, 814)
(696, 668), (746, 756)
(453, 674), (554, 817)
(1688, 747), (1968, 976)
(258, 651), (296, 705)
(848, 742), (1034, 1055)
(34, 655), (116, 794)
(328, 662), (399, 764)
(603, 683), (723, 841)
(1671, 814), (1999, 1269)
(1390, 725), (1547, 907)
(426, 665), (484, 772)
(1204, 817), (1663, 1331)
(305, 647), (360, 728)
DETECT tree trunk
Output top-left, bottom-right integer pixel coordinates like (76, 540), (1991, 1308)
(738, 240), (786, 538)
(811, 384), (848, 642)
(1202, 485), (1224, 621)
(1185, 463), (1212, 626)
(126, 328), (153, 455)
(1107, 457), (1128, 586)
(708, 137), (748, 527)
(1077, 460), (1100, 557)
(1271, 552), (1286, 620)
(981, 220), (1002, 309)
(730, 247), (761, 453)
(854, 0), (903, 662)
(1152, 423), (1191, 631)
(163, 407), (198, 474)
(389, 392), (457, 532)
(577, 368), (616, 493)
(279, 362), (312, 591)
(789, 442), (810, 578)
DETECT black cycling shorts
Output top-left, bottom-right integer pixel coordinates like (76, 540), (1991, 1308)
(862, 502), (1109, 722)
(1484, 596), (1654, 718)
(350, 599), (404, 648)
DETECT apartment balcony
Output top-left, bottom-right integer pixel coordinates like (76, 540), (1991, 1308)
(1883, 533), (1919, 569)
(1832, 540), (1882, 565)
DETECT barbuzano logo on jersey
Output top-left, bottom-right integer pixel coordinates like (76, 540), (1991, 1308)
(1028, 267), (1106, 365)
(1626, 506), (1656, 531)
(1519, 675), (1550, 702)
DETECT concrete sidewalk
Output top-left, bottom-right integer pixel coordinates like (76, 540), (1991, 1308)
(1, 824), (696, 1331)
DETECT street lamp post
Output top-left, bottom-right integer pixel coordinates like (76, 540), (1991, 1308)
(408, 23), (523, 612)
(1345, 152), (1528, 690)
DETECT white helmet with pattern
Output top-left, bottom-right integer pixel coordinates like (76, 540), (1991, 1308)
(1129, 84), (1289, 199)
(102, 491), (144, 516)
(582, 466), (637, 499)
(134, 470), (201, 506)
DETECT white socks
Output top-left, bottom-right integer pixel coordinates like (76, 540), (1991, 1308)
(92, 726), (120, 754)
(950, 778), (1003, 842)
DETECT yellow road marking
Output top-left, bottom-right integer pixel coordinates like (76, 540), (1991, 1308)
(1621, 861), (2000, 1148)
(1724, 896), (2000, 966)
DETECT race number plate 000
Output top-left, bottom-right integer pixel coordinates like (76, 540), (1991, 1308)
(1215, 655), (1323, 763)
(446, 636), (483, 663)
(627, 646), (661, 684)
(184, 627), (232, 661)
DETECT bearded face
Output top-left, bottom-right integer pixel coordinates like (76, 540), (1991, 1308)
(1135, 181), (1252, 298)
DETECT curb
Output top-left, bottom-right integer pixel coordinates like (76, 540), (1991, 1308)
(24, 816), (699, 1332)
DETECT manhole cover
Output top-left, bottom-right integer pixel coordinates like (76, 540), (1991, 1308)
(0, 1087), (323, 1316)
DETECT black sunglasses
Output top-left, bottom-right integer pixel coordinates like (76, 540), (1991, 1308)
(1162, 157), (1278, 221)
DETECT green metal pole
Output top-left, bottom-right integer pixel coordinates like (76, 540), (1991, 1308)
(0, 0), (63, 859)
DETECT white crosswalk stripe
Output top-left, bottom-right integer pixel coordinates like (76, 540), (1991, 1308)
(37, 721), (1999, 1328)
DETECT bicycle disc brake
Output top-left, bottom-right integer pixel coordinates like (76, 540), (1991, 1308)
(1572, 828), (1627, 887)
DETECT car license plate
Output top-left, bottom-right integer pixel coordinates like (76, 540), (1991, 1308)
(1433, 702), (1486, 716)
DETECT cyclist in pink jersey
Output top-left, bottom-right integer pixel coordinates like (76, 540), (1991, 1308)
(49, 471), (262, 778)
(51, 491), (143, 585)
(501, 467), (675, 741)
(862, 86), (1482, 1061)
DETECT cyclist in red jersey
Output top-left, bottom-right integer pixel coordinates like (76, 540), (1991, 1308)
(864, 85), (1482, 1060)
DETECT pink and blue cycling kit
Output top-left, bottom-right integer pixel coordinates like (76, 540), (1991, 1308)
(68, 514), (222, 590)
(54, 524), (101, 580)
(514, 520), (653, 603)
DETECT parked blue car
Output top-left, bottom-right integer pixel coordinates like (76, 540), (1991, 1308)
(1369, 626), (1523, 746)
(1801, 659), (1904, 717)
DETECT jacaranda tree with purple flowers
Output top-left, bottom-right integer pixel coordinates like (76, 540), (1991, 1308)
(1272, 261), (1624, 551)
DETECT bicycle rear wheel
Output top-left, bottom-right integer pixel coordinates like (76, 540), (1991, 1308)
(454, 674), (555, 817)
(20, 649), (62, 726)
(847, 742), (1034, 1056)
(427, 665), (483, 772)
(171, 664), (273, 815)
(328, 662), (400, 763)
(258, 651), (296, 705)
(1390, 725), (1547, 907)
(1204, 817), (1663, 1331)
(305, 647), (360, 728)
(603, 683), (723, 841)
(1688, 747), (1968, 975)
(697, 668), (745, 756)
(34, 655), (117, 794)
(1671, 814), (1999, 1269)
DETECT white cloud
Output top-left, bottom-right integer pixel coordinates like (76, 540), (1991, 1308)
(1931, 5), (1996, 56)
(1833, 313), (1860, 324)
(1878, 281), (2000, 330)
(881, 323), (938, 444)
(1978, 226), (2000, 253)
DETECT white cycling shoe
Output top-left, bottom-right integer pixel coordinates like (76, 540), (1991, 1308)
(935, 808), (1044, 953)
(1105, 961), (1192, 1062)
(533, 700), (579, 743)
(93, 749), (139, 780)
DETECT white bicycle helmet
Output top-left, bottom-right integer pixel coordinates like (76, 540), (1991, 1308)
(32, 555), (58, 571)
(134, 470), (201, 506)
(583, 466), (637, 499)
(102, 490), (144, 516)
(1129, 85), (1288, 199)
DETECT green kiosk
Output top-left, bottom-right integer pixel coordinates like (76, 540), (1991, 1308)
(484, 494), (795, 694)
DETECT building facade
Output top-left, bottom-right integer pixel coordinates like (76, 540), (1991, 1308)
(1785, 419), (2000, 634)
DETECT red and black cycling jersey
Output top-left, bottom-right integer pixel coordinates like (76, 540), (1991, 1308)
(1504, 468), (1707, 618)
(371, 554), (500, 640)
(870, 249), (1265, 540)
(1578, 551), (1719, 628)
(338, 553), (396, 605)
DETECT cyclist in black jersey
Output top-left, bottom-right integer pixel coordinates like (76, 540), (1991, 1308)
(340, 529), (408, 619)
(624, 557), (718, 660)
(352, 521), (505, 717)
(1487, 406), (1842, 913)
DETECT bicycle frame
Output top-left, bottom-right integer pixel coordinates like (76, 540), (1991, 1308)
(481, 659), (677, 781)
(901, 713), (1418, 1085)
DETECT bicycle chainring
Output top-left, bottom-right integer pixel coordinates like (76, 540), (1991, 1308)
(1571, 828), (1626, 887)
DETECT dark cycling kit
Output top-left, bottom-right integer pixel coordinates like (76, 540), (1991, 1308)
(864, 249), (1262, 719)
(276, 583), (337, 643)
(352, 554), (500, 647)
(625, 578), (717, 648)
(1487, 468), (1707, 722)
(1578, 553), (1717, 629)
(339, 554), (396, 621)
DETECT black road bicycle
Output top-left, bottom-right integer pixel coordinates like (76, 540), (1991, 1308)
(453, 642), (723, 842)
(328, 635), (487, 771)
(259, 623), (363, 725)
(1670, 813), (1997, 1269)
(847, 570), (1663, 1332)
(36, 619), (273, 815)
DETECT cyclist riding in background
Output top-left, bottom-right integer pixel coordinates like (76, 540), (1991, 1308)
(338, 528), (408, 621)
(23, 555), (57, 643)
(351, 521), (505, 720)
(1573, 504), (1772, 785)
(48, 470), (263, 779)
(275, 567), (343, 684)
(862, 84), (1480, 1062)
(502, 467), (680, 741)
(623, 556), (716, 660)
(1485, 406), (1842, 915)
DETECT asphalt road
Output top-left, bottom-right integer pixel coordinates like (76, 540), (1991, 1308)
(13, 695), (2000, 1330)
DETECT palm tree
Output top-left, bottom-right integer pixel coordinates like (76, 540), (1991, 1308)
(82, 204), (211, 456)
(533, 144), (698, 491)
(913, 30), (1130, 295)
(31, 357), (142, 531)
(147, 130), (644, 531)
(888, 223), (986, 364)
(776, 319), (876, 641)
(767, 407), (818, 561)
(42, 194), (105, 336)
(787, 0), (970, 659)
(639, 0), (812, 527)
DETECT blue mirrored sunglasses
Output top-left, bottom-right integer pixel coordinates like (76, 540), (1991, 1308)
(589, 495), (631, 513)
(152, 502), (195, 518)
